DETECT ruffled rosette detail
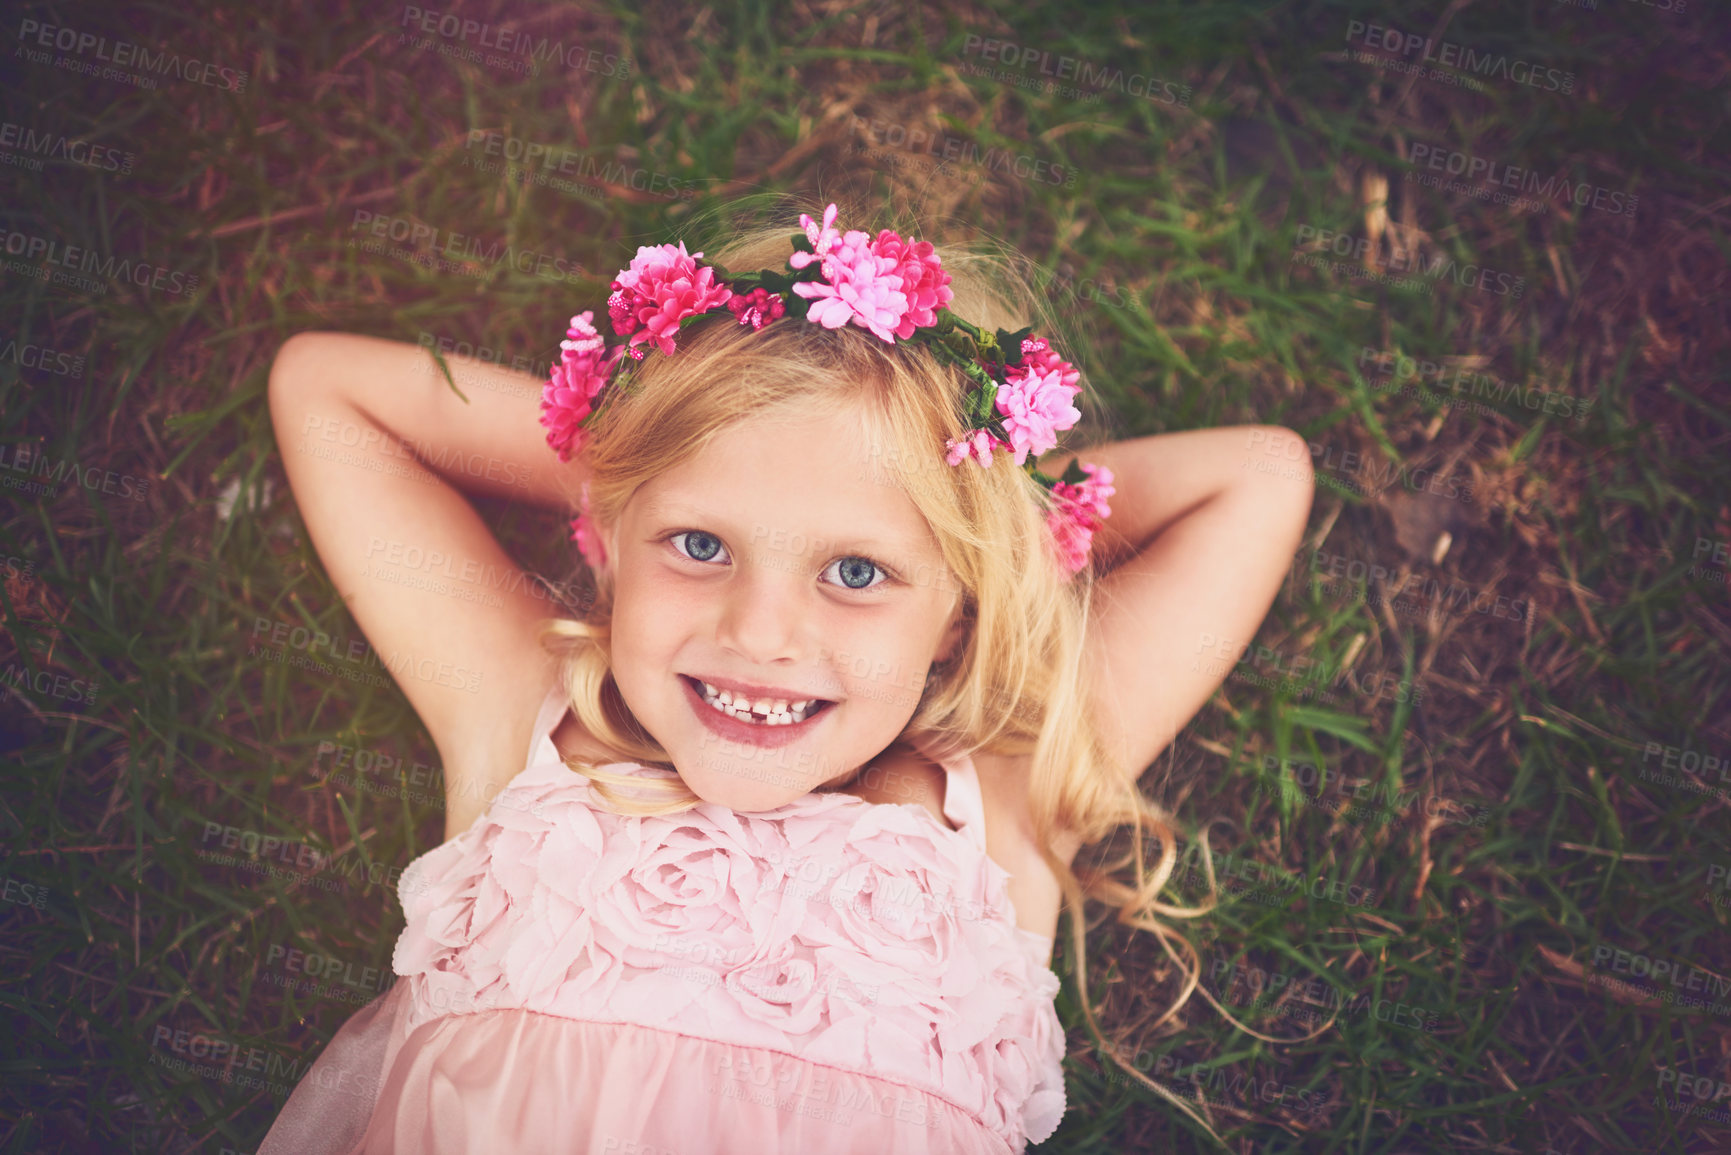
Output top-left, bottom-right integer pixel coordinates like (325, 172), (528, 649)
(392, 759), (1067, 1149)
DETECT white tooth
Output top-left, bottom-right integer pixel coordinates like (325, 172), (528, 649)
(752, 698), (772, 714)
(719, 690), (733, 706)
(772, 699), (788, 714)
(702, 681), (716, 697)
(791, 700), (808, 712)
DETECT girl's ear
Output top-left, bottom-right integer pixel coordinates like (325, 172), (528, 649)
(603, 523), (620, 579)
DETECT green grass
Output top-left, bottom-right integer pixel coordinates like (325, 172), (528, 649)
(2, 0), (1728, 1150)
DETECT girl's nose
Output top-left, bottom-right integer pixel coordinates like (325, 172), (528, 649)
(715, 556), (807, 664)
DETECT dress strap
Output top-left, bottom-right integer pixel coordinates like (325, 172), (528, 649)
(526, 681), (572, 769)
(907, 733), (988, 852)
(940, 755), (989, 852)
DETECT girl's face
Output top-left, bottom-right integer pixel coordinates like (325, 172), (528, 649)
(602, 401), (966, 811)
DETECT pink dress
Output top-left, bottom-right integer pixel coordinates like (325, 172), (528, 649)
(260, 685), (1067, 1154)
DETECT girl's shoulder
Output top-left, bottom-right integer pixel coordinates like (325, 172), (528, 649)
(970, 749), (1078, 943)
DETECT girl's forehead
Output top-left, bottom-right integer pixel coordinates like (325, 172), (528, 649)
(697, 403), (929, 486)
(630, 414), (945, 553)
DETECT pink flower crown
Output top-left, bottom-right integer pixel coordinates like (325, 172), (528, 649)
(539, 203), (1114, 577)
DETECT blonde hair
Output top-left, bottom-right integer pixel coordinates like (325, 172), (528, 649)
(537, 202), (1230, 1137)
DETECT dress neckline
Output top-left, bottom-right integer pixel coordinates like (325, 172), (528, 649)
(509, 682), (1055, 954)
(524, 682), (988, 853)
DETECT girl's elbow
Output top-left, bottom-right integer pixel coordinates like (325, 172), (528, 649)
(268, 332), (319, 402)
(1243, 425), (1316, 487)
(268, 332), (351, 420)
(1239, 426), (1316, 537)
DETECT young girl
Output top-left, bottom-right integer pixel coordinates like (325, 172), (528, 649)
(258, 203), (1312, 1153)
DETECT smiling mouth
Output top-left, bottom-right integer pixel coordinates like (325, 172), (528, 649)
(681, 676), (836, 726)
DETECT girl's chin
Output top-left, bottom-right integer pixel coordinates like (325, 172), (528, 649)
(665, 745), (845, 811)
(677, 768), (818, 813)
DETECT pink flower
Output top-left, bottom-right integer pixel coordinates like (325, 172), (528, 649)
(788, 204), (910, 343)
(794, 231), (908, 343)
(539, 311), (621, 462)
(945, 429), (1000, 467)
(569, 481), (607, 571)
(786, 206), (954, 343)
(1047, 509), (1094, 576)
(787, 203), (842, 270)
(606, 288), (638, 338)
(1016, 337), (1079, 391)
(559, 309), (607, 364)
(726, 288), (786, 330)
(607, 242), (734, 356)
(1064, 462), (1115, 522)
(1046, 463), (1115, 575)
(994, 362), (1081, 465)
(871, 230), (952, 338)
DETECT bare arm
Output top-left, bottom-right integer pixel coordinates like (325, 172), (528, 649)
(268, 332), (588, 839)
(1040, 425), (1314, 779)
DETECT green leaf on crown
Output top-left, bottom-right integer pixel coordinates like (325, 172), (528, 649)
(962, 382), (997, 424)
(679, 307), (732, 332)
(995, 327), (1034, 364)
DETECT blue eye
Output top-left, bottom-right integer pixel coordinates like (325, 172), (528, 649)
(823, 556), (888, 590)
(669, 531), (892, 592)
(670, 530), (727, 563)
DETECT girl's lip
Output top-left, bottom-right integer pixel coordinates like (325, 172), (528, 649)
(680, 675), (834, 748)
(683, 673), (835, 706)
